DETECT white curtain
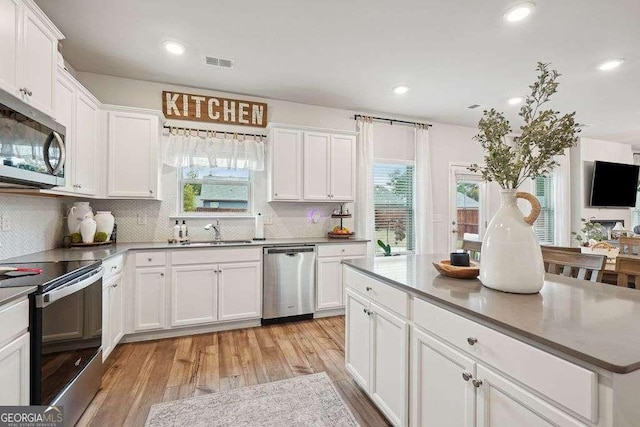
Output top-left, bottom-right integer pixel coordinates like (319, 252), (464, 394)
(356, 117), (376, 256)
(555, 149), (571, 246)
(414, 124), (434, 254)
(163, 129), (265, 171)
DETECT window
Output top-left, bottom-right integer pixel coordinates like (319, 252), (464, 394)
(374, 162), (415, 254)
(180, 166), (251, 215)
(533, 175), (555, 245)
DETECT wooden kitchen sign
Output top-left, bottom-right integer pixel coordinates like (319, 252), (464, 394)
(162, 91), (268, 128)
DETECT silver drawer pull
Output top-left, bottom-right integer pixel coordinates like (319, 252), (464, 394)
(462, 372), (472, 382)
(365, 286), (372, 291)
(467, 337), (478, 346)
(472, 379), (483, 388)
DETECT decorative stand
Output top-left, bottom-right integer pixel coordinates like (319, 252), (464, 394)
(328, 204), (355, 239)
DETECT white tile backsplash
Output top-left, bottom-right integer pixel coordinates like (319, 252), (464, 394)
(0, 194), (66, 260)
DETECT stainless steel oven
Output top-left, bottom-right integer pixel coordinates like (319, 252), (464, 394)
(0, 88), (66, 188)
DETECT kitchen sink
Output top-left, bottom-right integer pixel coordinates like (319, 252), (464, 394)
(180, 240), (253, 246)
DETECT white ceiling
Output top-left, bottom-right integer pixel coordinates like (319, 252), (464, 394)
(36, 0), (640, 143)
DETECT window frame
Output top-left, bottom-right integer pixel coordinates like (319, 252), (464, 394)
(373, 158), (416, 256)
(176, 167), (255, 218)
(532, 174), (556, 246)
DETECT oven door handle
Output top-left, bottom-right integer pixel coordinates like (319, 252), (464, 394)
(36, 267), (104, 308)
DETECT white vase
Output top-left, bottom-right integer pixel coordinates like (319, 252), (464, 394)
(80, 214), (97, 244)
(479, 189), (545, 294)
(67, 202), (93, 234)
(95, 211), (115, 239)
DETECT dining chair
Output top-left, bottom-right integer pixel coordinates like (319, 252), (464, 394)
(541, 247), (607, 283)
(462, 239), (482, 262)
(615, 255), (640, 288)
(619, 236), (640, 255)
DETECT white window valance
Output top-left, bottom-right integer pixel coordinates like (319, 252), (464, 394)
(163, 129), (265, 171)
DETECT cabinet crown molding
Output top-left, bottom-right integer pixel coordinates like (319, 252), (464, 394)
(23, 0), (65, 40)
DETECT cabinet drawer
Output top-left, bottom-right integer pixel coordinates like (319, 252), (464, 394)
(103, 255), (124, 280)
(0, 299), (29, 346)
(318, 243), (367, 258)
(171, 247), (261, 265)
(413, 298), (597, 422)
(344, 267), (408, 318)
(135, 251), (166, 267)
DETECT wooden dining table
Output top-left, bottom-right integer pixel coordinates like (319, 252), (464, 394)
(602, 254), (640, 286)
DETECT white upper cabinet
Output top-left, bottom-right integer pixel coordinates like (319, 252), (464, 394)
(303, 132), (331, 200)
(269, 124), (356, 202)
(269, 127), (303, 201)
(0, 0), (63, 116)
(0, 0), (21, 97)
(329, 134), (356, 201)
(50, 68), (100, 196)
(105, 106), (163, 199)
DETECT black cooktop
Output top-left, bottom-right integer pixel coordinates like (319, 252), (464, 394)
(0, 260), (102, 293)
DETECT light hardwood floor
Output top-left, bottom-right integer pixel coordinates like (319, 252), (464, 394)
(78, 316), (390, 426)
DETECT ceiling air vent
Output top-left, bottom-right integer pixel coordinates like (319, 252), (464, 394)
(204, 56), (234, 68)
(467, 104), (481, 110)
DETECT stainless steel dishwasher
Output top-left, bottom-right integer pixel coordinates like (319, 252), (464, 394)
(262, 246), (316, 324)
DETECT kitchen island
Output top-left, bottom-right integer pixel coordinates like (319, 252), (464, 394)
(343, 254), (640, 427)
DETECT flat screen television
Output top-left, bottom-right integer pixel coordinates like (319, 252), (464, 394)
(590, 160), (640, 207)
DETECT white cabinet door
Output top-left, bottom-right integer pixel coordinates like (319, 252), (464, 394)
(218, 261), (261, 321)
(0, 0), (21, 97)
(133, 267), (166, 331)
(107, 111), (160, 198)
(476, 365), (583, 427)
(271, 128), (302, 200)
(329, 134), (356, 201)
(412, 327), (476, 427)
(52, 70), (75, 193)
(74, 91), (99, 196)
(317, 257), (344, 310)
(21, 5), (56, 116)
(171, 265), (218, 327)
(0, 333), (29, 405)
(109, 274), (124, 349)
(345, 288), (371, 392)
(303, 131), (330, 200)
(370, 301), (409, 426)
(101, 281), (111, 361)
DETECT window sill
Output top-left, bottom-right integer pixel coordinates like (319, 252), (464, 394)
(170, 214), (256, 220)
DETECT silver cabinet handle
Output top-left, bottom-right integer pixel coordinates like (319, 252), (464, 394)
(362, 308), (372, 316)
(365, 286), (372, 291)
(148, 258), (152, 262)
(112, 282), (118, 288)
(472, 379), (483, 388)
(467, 337), (478, 346)
(462, 372), (472, 382)
(160, 273), (164, 277)
(149, 190), (153, 194)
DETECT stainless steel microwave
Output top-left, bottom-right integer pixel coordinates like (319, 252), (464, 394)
(0, 88), (66, 188)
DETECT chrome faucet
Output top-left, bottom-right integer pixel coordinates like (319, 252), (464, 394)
(204, 220), (222, 241)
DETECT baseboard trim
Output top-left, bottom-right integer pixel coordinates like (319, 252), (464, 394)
(121, 319), (261, 343)
(314, 308), (345, 318)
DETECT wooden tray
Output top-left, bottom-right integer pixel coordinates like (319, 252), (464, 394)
(70, 241), (113, 247)
(327, 232), (355, 239)
(432, 260), (480, 280)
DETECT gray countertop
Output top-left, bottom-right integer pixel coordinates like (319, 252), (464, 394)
(2, 237), (369, 263)
(344, 254), (640, 374)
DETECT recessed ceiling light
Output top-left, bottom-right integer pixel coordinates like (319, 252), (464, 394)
(393, 85), (409, 95)
(598, 59), (624, 71)
(507, 97), (523, 105)
(503, 2), (536, 23)
(164, 41), (186, 55)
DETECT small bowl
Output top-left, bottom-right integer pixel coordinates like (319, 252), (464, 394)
(432, 260), (480, 280)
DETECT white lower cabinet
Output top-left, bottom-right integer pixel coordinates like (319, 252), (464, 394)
(316, 243), (367, 311)
(171, 265), (218, 327)
(102, 273), (124, 361)
(0, 333), (29, 405)
(133, 267), (167, 332)
(344, 288), (408, 426)
(412, 327), (476, 427)
(218, 261), (261, 321)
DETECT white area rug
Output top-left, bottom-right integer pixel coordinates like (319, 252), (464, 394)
(146, 372), (359, 427)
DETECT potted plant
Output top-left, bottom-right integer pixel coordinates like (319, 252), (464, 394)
(469, 62), (581, 293)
